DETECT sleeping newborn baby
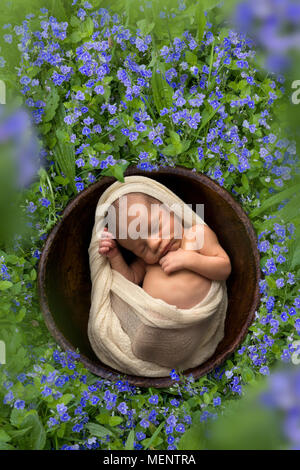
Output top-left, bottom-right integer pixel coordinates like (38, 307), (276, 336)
(98, 192), (231, 310)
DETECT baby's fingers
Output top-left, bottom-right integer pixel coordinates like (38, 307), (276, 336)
(100, 227), (115, 239)
(100, 239), (115, 248)
(99, 246), (110, 253)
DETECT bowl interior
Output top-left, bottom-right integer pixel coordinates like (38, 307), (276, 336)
(40, 167), (260, 385)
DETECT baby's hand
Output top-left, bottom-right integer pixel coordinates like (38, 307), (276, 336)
(159, 247), (189, 275)
(98, 227), (120, 259)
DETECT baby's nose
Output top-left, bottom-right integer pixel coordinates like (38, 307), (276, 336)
(147, 236), (161, 252)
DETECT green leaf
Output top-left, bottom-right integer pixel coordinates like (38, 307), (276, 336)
(185, 50), (198, 66)
(195, 103), (223, 142)
(202, 0), (223, 9)
(15, 306), (26, 322)
(58, 393), (74, 406)
(54, 175), (69, 186)
(101, 161), (130, 183)
(5, 254), (19, 264)
(227, 153), (238, 167)
(8, 426), (32, 440)
(70, 16), (80, 27)
(151, 60), (173, 114)
(86, 422), (114, 438)
(266, 276), (277, 289)
(0, 442), (15, 450)
(109, 416), (123, 427)
(241, 174), (249, 190)
(0, 429), (11, 442)
(26, 66), (40, 78)
(17, 411), (46, 450)
(57, 422), (66, 438)
(96, 412), (110, 425)
(203, 392), (211, 404)
(143, 422), (164, 450)
(161, 144), (178, 157)
(250, 181), (300, 217)
(276, 195), (300, 222)
(291, 244), (300, 269)
(170, 130), (181, 145)
(70, 31), (82, 43)
(41, 122), (52, 135)
(0, 281), (13, 290)
(241, 367), (255, 383)
(94, 142), (112, 152)
(52, 104), (76, 192)
(43, 86), (60, 123)
(178, 424), (205, 450)
(30, 269), (36, 281)
(10, 408), (26, 428)
(136, 19), (155, 35)
(124, 429), (135, 450)
(196, 3), (206, 43)
(80, 16), (94, 38)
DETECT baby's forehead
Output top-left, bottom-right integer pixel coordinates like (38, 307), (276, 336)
(116, 193), (161, 211)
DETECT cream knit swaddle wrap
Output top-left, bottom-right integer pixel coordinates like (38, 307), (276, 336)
(88, 175), (228, 377)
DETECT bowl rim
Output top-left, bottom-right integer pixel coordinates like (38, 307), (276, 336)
(37, 165), (261, 388)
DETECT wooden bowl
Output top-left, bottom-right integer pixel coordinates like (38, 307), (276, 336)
(37, 165), (261, 388)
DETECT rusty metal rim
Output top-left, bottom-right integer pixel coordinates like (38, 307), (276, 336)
(37, 165), (262, 388)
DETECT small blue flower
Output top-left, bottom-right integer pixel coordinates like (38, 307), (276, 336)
(72, 423), (84, 432)
(276, 278), (284, 288)
(39, 198), (51, 208)
(166, 414), (177, 427)
(213, 397), (221, 406)
(90, 395), (100, 405)
(60, 412), (71, 422)
(82, 126), (91, 136)
(48, 417), (59, 427)
(136, 431), (146, 441)
(41, 386), (52, 397)
(293, 297), (300, 309)
(57, 403), (68, 415)
(14, 399), (25, 409)
(276, 255), (286, 264)
(75, 90), (85, 101)
(75, 182), (85, 192)
(117, 402), (128, 414)
(3, 391), (14, 404)
(140, 418), (149, 429)
(17, 373), (27, 383)
(281, 349), (291, 362)
(94, 85), (104, 95)
(148, 395), (159, 405)
(280, 311), (288, 322)
(170, 399), (180, 407)
(175, 423), (185, 433)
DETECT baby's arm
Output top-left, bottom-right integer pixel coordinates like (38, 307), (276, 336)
(184, 224), (231, 281)
(98, 228), (145, 285)
(129, 257), (146, 286)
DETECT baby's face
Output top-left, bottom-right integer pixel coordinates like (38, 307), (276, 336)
(117, 197), (183, 264)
